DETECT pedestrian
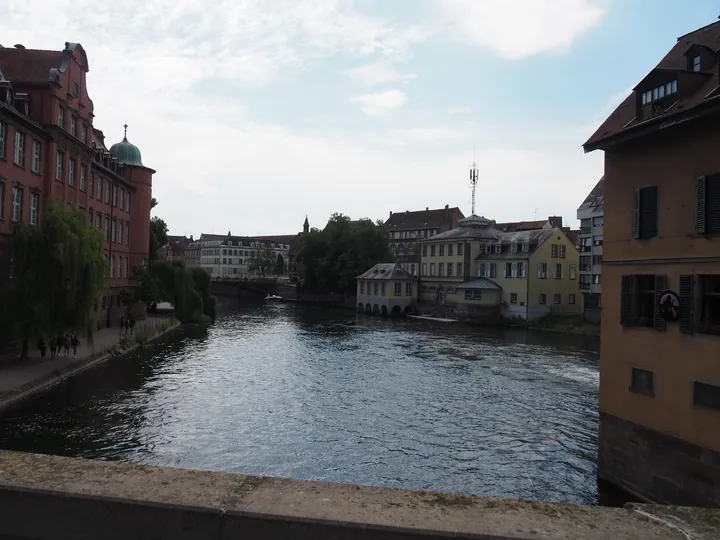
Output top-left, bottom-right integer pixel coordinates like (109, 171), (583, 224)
(55, 334), (63, 357)
(130, 319), (136, 334)
(49, 337), (57, 360)
(63, 334), (71, 357)
(119, 316), (125, 334)
(38, 338), (47, 359)
(71, 334), (80, 359)
(124, 317), (130, 334)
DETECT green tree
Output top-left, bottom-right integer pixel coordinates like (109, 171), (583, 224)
(247, 249), (275, 276)
(297, 214), (390, 293)
(4, 199), (108, 358)
(149, 216), (168, 260)
(273, 254), (285, 276)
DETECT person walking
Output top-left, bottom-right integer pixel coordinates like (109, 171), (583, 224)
(49, 337), (57, 360)
(63, 334), (71, 357)
(71, 334), (80, 359)
(37, 338), (47, 359)
(130, 319), (136, 334)
(119, 316), (125, 335)
(124, 318), (130, 334)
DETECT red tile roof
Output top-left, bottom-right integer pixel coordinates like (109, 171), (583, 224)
(0, 48), (64, 85)
(385, 206), (464, 231)
(584, 21), (720, 151)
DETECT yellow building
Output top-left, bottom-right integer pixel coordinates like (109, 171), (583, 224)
(419, 215), (580, 320)
(356, 262), (417, 315)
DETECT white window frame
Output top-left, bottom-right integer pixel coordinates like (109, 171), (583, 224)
(0, 120), (6, 159)
(522, 242), (529, 252)
(29, 192), (38, 226)
(68, 158), (75, 187)
(70, 115), (77, 137)
(394, 283), (401, 296)
(693, 55), (701, 72)
(96, 176), (102, 200)
(56, 151), (63, 181)
(511, 243), (518, 253)
(58, 106), (65, 128)
(79, 166), (86, 191)
(494, 244), (501, 253)
(14, 131), (25, 166)
(31, 140), (41, 173)
(11, 185), (22, 221)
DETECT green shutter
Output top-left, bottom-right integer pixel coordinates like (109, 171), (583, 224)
(654, 275), (667, 332)
(633, 189), (641, 239)
(621, 275), (633, 327)
(696, 176), (706, 234)
(679, 275), (694, 334)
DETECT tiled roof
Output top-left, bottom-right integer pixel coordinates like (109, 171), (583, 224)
(456, 278), (501, 290)
(476, 228), (558, 260)
(0, 48), (64, 85)
(421, 223), (502, 242)
(356, 263), (413, 280)
(385, 206), (464, 231)
(566, 229), (580, 247)
(578, 177), (604, 211)
(494, 216), (561, 232)
(584, 21), (720, 150)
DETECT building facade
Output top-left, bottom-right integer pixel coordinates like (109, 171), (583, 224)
(584, 20), (720, 506)
(385, 205), (464, 276)
(356, 263), (417, 315)
(577, 177), (604, 323)
(0, 42), (154, 327)
(199, 232), (293, 278)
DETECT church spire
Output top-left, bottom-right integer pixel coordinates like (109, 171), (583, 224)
(303, 215), (309, 234)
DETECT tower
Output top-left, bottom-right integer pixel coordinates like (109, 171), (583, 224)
(469, 153), (479, 216)
(303, 216), (309, 234)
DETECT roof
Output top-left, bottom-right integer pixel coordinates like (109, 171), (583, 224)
(578, 177), (605, 211)
(110, 126), (143, 166)
(385, 206), (464, 231)
(0, 48), (64, 85)
(456, 278), (501, 290)
(566, 229), (580, 247)
(584, 21), (720, 150)
(476, 228), (558, 260)
(421, 223), (502, 242)
(356, 263), (413, 280)
(493, 216), (561, 232)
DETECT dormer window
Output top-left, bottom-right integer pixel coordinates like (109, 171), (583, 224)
(522, 243), (530, 252)
(511, 243), (518, 253)
(693, 55), (701, 72)
(641, 80), (677, 106)
(494, 244), (501, 254)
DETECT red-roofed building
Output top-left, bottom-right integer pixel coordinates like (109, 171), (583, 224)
(584, 20), (720, 506)
(0, 42), (155, 327)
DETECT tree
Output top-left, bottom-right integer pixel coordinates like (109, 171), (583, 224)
(247, 249), (275, 276)
(3, 199), (108, 358)
(273, 254), (285, 276)
(149, 216), (168, 260)
(297, 214), (390, 293)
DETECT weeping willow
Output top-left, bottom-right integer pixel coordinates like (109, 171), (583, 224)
(8, 199), (108, 358)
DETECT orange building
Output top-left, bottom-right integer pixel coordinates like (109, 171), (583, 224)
(584, 21), (720, 506)
(0, 42), (154, 326)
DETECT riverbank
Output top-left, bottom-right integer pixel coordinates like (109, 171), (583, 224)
(521, 315), (600, 337)
(0, 315), (180, 412)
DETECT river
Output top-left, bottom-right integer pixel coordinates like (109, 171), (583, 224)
(0, 303), (610, 505)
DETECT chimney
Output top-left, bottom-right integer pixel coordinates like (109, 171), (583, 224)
(405, 210), (409, 214)
(426, 207), (429, 211)
(389, 210), (392, 218)
(14, 44), (25, 49)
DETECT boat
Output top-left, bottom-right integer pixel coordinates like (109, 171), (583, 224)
(264, 294), (283, 301)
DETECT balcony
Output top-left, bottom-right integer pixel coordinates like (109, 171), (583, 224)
(580, 227), (591, 234)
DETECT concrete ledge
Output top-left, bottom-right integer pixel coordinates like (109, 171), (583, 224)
(0, 451), (718, 539)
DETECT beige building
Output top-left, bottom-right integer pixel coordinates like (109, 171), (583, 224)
(356, 263), (417, 315)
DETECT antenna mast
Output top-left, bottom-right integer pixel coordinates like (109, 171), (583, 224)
(469, 150), (479, 215)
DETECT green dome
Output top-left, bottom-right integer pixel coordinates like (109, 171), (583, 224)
(109, 124), (143, 166)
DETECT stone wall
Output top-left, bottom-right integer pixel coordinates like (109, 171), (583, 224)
(599, 412), (720, 507)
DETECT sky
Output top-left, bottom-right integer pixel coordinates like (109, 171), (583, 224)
(1, 1), (718, 236)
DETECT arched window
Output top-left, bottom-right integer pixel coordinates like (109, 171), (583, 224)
(408, 243), (415, 255)
(398, 244), (405, 256)
(390, 244), (396, 255)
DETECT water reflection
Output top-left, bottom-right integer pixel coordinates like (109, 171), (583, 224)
(0, 304), (607, 504)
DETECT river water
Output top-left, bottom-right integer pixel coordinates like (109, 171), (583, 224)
(0, 304), (607, 505)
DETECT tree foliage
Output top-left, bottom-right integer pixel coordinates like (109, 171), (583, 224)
(3, 199), (108, 357)
(134, 260), (216, 323)
(273, 254), (285, 276)
(247, 249), (276, 276)
(149, 216), (168, 261)
(297, 214), (390, 293)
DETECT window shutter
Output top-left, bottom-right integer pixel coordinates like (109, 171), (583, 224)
(643, 186), (659, 238)
(537, 263), (542, 278)
(620, 275), (633, 327)
(654, 275), (667, 331)
(696, 176), (706, 234)
(633, 189), (641, 239)
(679, 275), (694, 334)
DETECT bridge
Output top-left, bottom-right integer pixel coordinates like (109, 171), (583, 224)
(1, 450), (717, 539)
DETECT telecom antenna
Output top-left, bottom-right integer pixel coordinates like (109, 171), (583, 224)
(469, 150), (479, 215)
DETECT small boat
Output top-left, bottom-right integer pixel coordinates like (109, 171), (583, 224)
(264, 294), (282, 301)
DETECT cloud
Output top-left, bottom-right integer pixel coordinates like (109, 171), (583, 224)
(343, 59), (417, 86)
(350, 89), (408, 116)
(436, 0), (605, 60)
(448, 106), (471, 115)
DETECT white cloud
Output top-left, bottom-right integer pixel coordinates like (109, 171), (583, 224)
(343, 59), (417, 86)
(350, 89), (408, 116)
(437, 0), (605, 60)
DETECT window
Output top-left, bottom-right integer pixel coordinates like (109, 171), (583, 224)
(95, 212), (101, 228)
(70, 116), (77, 137)
(580, 275), (592, 288)
(539, 294), (546, 305)
(421, 245), (427, 257)
(457, 243), (463, 256)
(505, 262), (513, 278)
(73, 82), (79, 97)
(111, 219), (117, 243)
(68, 159), (76, 187)
(89, 208), (94, 224)
(360, 282), (365, 295)
(11, 185), (22, 221)
(381, 283), (386, 296)
(447, 263), (453, 276)
(554, 293), (561, 305)
(464, 290), (482, 300)
(104, 216), (110, 241)
(447, 244), (453, 257)
(693, 55), (701, 72)
(79, 166), (86, 191)
(538, 262), (547, 279)
(394, 283), (401, 296)
(592, 274), (601, 285)
(0, 182), (4, 219)
(438, 263), (444, 276)
(593, 236), (603, 246)
(569, 264), (577, 280)
(14, 131), (25, 166)
(126, 191), (131, 211)
(510, 293), (517, 304)
(620, 275), (659, 329)
(119, 189), (124, 208)
(634, 186), (658, 239)
(431, 245), (436, 256)
(696, 175), (720, 234)
(593, 216), (604, 227)
(58, 106), (65, 128)
(694, 382), (720, 412)
(631, 368), (654, 397)
(0, 120), (5, 159)
(430, 263), (436, 276)
(551, 244), (558, 258)
(569, 294), (576, 305)
(29, 193), (39, 225)
(457, 263), (462, 276)
(511, 243), (518, 253)
(559, 245), (566, 258)
(697, 275), (720, 336)
(105, 182), (110, 203)
(554, 263), (562, 279)
(580, 256), (591, 271)
(439, 245), (444, 256)
(580, 237), (592, 253)
(522, 243), (529, 252)
(422, 263), (427, 276)
(592, 255), (602, 265)
(56, 151), (64, 181)
(406, 283), (413, 296)
(222, 257), (227, 264)
(81, 124), (87, 144)
(111, 255), (116, 278)
(518, 262), (525, 278)
(494, 244), (501, 253)
(31, 140), (41, 173)
(96, 176), (102, 200)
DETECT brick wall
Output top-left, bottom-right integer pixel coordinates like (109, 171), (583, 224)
(599, 412), (720, 507)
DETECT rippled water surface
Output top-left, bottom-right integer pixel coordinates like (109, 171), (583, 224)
(0, 304), (604, 504)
